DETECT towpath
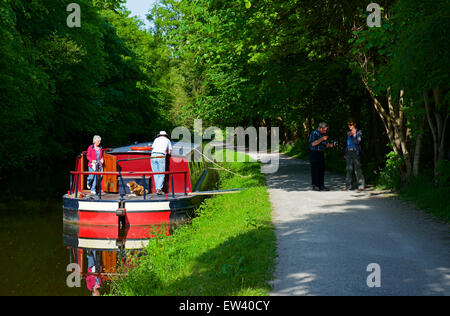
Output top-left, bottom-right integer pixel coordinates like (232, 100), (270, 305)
(249, 152), (449, 296)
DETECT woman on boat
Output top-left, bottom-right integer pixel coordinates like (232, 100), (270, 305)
(87, 135), (104, 195)
(151, 131), (172, 195)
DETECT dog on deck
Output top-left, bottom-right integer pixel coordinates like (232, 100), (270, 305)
(126, 181), (149, 196)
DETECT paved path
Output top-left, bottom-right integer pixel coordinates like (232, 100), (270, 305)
(252, 152), (449, 296)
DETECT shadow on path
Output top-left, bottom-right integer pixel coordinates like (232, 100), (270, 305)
(265, 154), (450, 296)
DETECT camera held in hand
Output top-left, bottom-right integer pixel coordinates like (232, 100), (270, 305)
(323, 139), (338, 148)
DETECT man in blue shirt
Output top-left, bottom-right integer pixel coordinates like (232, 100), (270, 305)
(344, 119), (365, 191)
(309, 122), (334, 191)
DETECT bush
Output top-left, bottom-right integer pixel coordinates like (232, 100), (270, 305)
(377, 151), (404, 190)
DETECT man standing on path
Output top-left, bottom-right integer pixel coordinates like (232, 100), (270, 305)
(344, 118), (365, 191)
(309, 122), (333, 191)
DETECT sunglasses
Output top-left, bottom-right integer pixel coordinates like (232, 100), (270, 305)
(348, 123), (354, 126)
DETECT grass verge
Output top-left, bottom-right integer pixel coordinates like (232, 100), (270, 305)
(399, 175), (450, 223)
(109, 150), (276, 296)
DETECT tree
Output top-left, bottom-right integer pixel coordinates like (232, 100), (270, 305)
(352, 0), (449, 182)
(0, 0), (173, 199)
(390, 0), (449, 184)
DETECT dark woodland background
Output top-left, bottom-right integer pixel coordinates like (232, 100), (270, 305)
(0, 1), (448, 215)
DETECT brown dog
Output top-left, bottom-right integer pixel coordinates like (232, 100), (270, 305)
(127, 181), (149, 196)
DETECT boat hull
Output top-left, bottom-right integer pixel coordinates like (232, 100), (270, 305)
(63, 194), (199, 226)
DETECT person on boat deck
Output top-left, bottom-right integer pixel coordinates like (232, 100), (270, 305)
(87, 135), (104, 195)
(151, 131), (172, 195)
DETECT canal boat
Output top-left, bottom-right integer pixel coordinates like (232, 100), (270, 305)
(63, 142), (217, 226)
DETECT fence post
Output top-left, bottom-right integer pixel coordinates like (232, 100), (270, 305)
(98, 173), (102, 199)
(75, 174), (79, 198)
(70, 174), (73, 194)
(143, 175), (146, 200)
(149, 175), (152, 197)
(171, 174), (175, 198)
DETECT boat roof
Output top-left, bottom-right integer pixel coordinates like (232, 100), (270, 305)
(108, 141), (200, 158)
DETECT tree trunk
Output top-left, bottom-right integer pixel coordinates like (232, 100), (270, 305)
(354, 47), (413, 181)
(423, 88), (449, 185)
(412, 114), (425, 177)
(362, 80), (412, 179)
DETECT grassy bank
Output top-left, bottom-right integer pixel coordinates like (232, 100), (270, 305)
(110, 151), (276, 296)
(399, 175), (450, 223)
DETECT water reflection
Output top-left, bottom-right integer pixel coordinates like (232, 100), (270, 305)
(63, 223), (173, 295)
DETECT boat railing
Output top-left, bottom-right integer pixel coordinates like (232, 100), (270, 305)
(69, 170), (188, 200)
(115, 156), (171, 200)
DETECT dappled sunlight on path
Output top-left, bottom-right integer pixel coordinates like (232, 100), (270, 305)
(259, 153), (450, 296)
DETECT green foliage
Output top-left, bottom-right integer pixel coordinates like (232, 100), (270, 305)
(93, 0), (125, 10)
(353, 0), (449, 113)
(151, 0), (366, 131)
(378, 150), (404, 190)
(0, 0), (173, 198)
(390, 0), (450, 105)
(1, 0), (447, 206)
(351, 0), (449, 182)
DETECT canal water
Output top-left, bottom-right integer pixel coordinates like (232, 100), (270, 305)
(0, 199), (153, 296)
(0, 164), (216, 296)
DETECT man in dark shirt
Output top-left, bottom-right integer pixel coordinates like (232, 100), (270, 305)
(309, 122), (333, 191)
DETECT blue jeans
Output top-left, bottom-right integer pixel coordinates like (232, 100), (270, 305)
(88, 166), (102, 193)
(151, 156), (166, 190)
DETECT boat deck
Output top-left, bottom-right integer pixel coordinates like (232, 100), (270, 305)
(67, 190), (193, 202)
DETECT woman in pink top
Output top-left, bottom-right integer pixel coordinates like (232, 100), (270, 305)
(87, 135), (104, 195)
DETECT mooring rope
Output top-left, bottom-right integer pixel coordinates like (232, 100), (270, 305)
(192, 147), (251, 178)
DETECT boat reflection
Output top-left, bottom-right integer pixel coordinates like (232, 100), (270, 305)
(63, 222), (176, 295)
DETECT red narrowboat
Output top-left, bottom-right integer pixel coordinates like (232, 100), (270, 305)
(62, 142), (218, 227)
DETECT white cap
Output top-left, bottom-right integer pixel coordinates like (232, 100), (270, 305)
(158, 131), (168, 136)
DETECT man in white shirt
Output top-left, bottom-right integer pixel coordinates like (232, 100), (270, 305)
(151, 131), (172, 195)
